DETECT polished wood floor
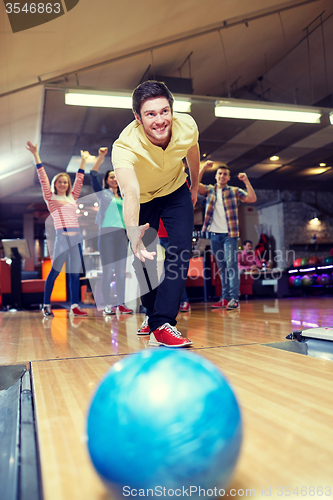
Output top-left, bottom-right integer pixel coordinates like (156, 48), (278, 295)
(1, 297), (333, 500)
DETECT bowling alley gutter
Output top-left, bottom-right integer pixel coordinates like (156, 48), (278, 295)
(0, 367), (43, 500)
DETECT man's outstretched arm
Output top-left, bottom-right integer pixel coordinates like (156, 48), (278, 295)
(186, 143), (200, 206)
(115, 167), (156, 262)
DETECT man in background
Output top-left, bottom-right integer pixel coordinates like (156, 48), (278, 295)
(199, 162), (257, 310)
(238, 240), (262, 272)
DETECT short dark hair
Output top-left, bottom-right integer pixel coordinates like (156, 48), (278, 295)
(243, 240), (253, 247)
(132, 80), (174, 118)
(216, 164), (230, 175)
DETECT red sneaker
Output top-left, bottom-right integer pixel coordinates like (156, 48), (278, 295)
(137, 315), (150, 335)
(70, 306), (88, 317)
(211, 299), (228, 309)
(149, 323), (192, 348)
(179, 302), (191, 312)
(118, 304), (133, 314)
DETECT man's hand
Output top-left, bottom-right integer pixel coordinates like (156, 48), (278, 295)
(238, 172), (257, 203)
(127, 223), (156, 262)
(190, 186), (198, 207)
(202, 160), (214, 172)
(250, 264), (259, 270)
(238, 172), (248, 183)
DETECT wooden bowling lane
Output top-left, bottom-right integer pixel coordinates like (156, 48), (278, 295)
(0, 308), (147, 365)
(3, 297), (333, 365)
(32, 342), (333, 500)
(31, 356), (116, 500)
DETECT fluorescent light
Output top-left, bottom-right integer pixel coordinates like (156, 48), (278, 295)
(65, 90), (191, 112)
(329, 112), (333, 125)
(215, 99), (322, 123)
(174, 100), (191, 112)
(65, 92), (132, 109)
(0, 164), (33, 180)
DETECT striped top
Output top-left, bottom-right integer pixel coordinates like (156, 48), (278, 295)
(36, 164), (84, 230)
(202, 184), (247, 237)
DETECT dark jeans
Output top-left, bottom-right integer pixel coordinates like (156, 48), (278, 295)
(133, 183), (193, 331)
(159, 237), (188, 303)
(98, 227), (127, 306)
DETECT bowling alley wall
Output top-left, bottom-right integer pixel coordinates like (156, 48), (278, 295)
(240, 189), (333, 269)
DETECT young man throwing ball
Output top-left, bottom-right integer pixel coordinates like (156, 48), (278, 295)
(112, 80), (200, 347)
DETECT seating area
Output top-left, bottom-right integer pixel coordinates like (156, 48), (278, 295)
(185, 254), (254, 301)
(0, 259), (45, 309)
(210, 255), (255, 298)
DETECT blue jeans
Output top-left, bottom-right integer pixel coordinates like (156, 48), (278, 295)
(98, 227), (127, 306)
(44, 230), (83, 305)
(133, 183), (193, 331)
(210, 233), (239, 301)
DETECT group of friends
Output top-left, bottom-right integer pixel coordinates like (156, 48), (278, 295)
(27, 79), (257, 348)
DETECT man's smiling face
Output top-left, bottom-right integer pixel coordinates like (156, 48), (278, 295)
(135, 97), (172, 149)
(215, 167), (230, 188)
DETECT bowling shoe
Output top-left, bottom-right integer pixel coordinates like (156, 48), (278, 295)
(149, 323), (192, 348)
(179, 301), (191, 312)
(103, 306), (117, 316)
(70, 305), (88, 317)
(137, 315), (150, 335)
(211, 299), (228, 309)
(42, 305), (54, 317)
(226, 299), (240, 310)
(118, 304), (133, 314)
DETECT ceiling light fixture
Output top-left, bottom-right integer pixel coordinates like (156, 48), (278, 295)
(301, 167), (331, 176)
(215, 99), (322, 123)
(65, 90), (191, 113)
(309, 213), (319, 223)
(270, 156), (279, 161)
(65, 91), (132, 109)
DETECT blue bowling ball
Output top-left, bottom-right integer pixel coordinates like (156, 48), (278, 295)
(87, 349), (242, 498)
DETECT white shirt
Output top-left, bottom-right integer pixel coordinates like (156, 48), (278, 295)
(209, 188), (228, 233)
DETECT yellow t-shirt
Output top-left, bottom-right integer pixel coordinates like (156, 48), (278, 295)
(111, 112), (199, 203)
